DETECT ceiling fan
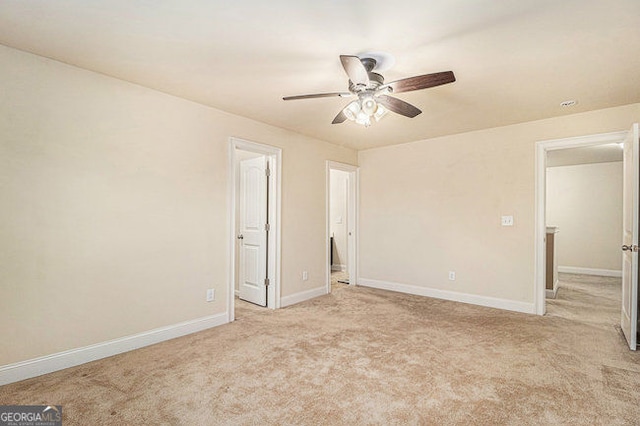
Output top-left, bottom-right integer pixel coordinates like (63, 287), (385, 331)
(283, 55), (455, 127)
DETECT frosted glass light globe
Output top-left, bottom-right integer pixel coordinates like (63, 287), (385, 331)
(361, 96), (378, 116)
(343, 100), (361, 121)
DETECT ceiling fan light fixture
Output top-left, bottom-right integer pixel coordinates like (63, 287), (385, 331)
(343, 100), (361, 121)
(355, 111), (371, 127)
(373, 104), (388, 122)
(343, 100), (372, 126)
(343, 96), (387, 127)
(361, 96), (378, 116)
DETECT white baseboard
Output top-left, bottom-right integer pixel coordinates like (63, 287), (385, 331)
(281, 286), (327, 307)
(558, 266), (622, 277)
(358, 278), (535, 315)
(331, 264), (346, 272)
(0, 312), (228, 386)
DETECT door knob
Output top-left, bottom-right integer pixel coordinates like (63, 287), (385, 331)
(622, 244), (638, 252)
(237, 234), (244, 240)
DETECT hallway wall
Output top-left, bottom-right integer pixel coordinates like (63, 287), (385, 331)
(547, 161), (623, 273)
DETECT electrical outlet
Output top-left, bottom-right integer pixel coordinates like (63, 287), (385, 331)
(501, 215), (514, 226)
(448, 271), (456, 281)
(206, 289), (215, 302)
(302, 271), (308, 281)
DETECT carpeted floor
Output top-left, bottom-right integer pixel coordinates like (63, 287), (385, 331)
(331, 270), (350, 291)
(2, 273), (640, 425)
(546, 273), (622, 329)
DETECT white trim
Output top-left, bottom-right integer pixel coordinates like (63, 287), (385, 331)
(326, 161), (359, 295)
(546, 279), (559, 299)
(352, 169), (360, 286)
(558, 266), (622, 277)
(0, 313), (228, 386)
(280, 287), (326, 308)
(228, 137), (282, 322)
(359, 278), (536, 314)
(331, 264), (346, 272)
(534, 131), (627, 316)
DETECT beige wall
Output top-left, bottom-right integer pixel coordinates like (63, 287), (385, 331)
(330, 170), (349, 271)
(0, 45), (356, 365)
(358, 104), (640, 304)
(547, 162), (623, 271)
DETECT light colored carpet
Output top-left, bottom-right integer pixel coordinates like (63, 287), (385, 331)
(331, 270), (349, 291)
(546, 273), (622, 329)
(2, 273), (640, 425)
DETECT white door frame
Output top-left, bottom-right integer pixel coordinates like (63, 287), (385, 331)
(534, 130), (628, 315)
(326, 161), (359, 294)
(228, 137), (282, 322)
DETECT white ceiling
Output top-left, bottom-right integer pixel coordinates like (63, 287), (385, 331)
(0, 0), (639, 150)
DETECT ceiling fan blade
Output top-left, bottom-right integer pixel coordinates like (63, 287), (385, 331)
(376, 95), (422, 118)
(332, 109), (348, 124)
(283, 92), (351, 101)
(387, 71), (455, 94)
(340, 55), (369, 86)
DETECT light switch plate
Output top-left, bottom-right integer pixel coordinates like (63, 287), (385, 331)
(501, 215), (514, 226)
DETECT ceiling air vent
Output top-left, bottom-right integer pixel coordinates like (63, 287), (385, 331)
(560, 100), (578, 107)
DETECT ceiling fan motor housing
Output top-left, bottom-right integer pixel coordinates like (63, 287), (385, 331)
(349, 58), (385, 93)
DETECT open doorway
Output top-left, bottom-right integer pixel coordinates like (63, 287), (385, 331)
(326, 161), (358, 294)
(535, 127), (638, 350)
(544, 142), (623, 326)
(329, 168), (350, 290)
(228, 138), (281, 322)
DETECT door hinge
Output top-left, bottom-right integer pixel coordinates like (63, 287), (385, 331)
(265, 167), (271, 177)
(264, 278), (270, 287)
(265, 223), (270, 231)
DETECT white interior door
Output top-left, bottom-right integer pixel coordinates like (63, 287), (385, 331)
(621, 123), (639, 350)
(239, 156), (268, 306)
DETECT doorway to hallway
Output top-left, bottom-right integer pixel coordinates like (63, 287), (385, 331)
(535, 126), (638, 350)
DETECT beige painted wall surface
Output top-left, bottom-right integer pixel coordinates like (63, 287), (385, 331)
(0, 45), (356, 365)
(547, 162), (623, 271)
(358, 104), (640, 304)
(330, 170), (349, 271)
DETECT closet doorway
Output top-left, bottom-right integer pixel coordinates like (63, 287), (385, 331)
(326, 161), (358, 293)
(228, 138), (281, 322)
